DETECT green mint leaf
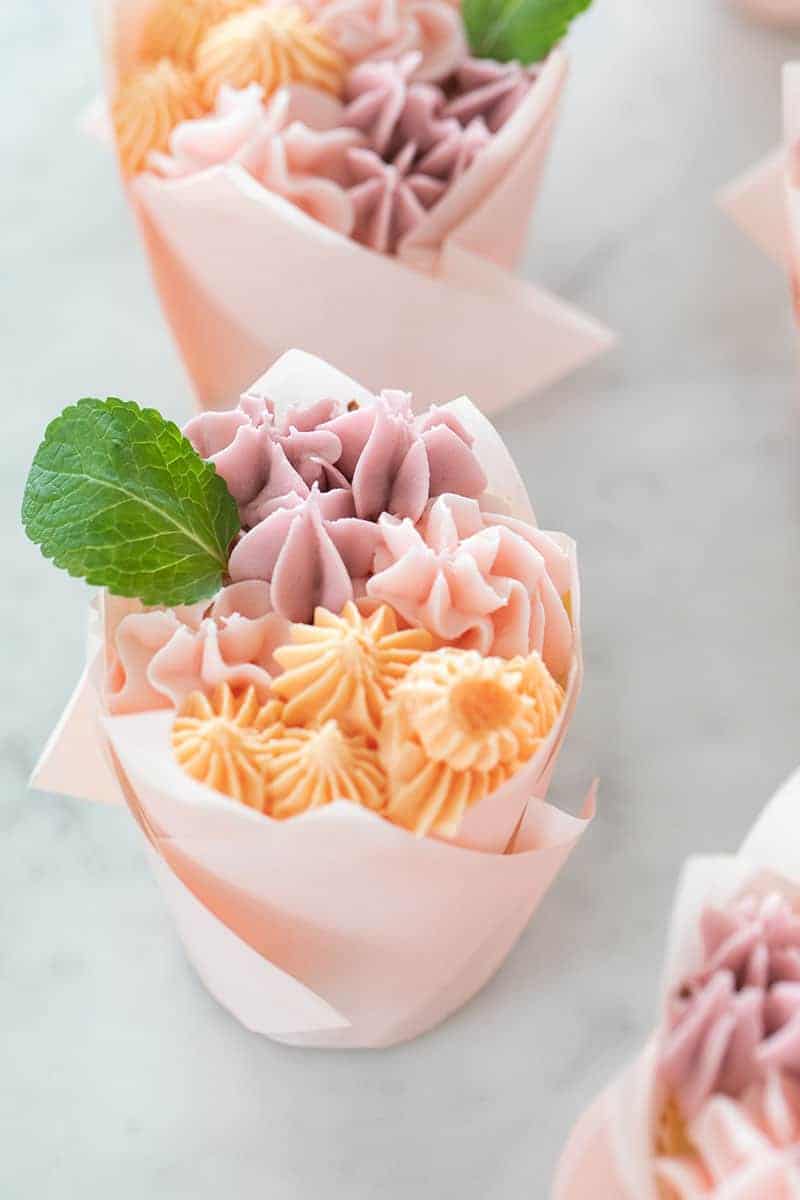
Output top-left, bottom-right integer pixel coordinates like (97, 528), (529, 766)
(22, 397), (240, 607)
(464, 0), (592, 64)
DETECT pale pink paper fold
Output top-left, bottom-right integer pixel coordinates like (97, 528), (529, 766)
(727, 0), (800, 27)
(31, 351), (591, 1049)
(95, 0), (613, 412)
(717, 65), (800, 272)
(553, 768), (800, 1199)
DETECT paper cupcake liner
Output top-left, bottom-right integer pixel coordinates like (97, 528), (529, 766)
(32, 351), (593, 1048)
(92, 0), (614, 412)
(553, 766), (800, 1198)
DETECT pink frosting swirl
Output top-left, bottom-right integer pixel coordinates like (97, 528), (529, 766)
(366, 492), (573, 674)
(183, 394), (347, 517)
(346, 142), (445, 252)
(228, 486), (383, 622)
(659, 893), (800, 1123)
(185, 388), (487, 524)
(343, 54), (491, 173)
(444, 58), (538, 134)
(148, 83), (358, 235)
(656, 1073), (800, 1198)
(319, 388), (488, 520)
(341, 54), (515, 243)
(308, 0), (467, 82)
(106, 581), (289, 712)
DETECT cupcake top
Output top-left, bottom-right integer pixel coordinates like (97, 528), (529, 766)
(655, 890), (800, 1197)
(22, 373), (577, 841)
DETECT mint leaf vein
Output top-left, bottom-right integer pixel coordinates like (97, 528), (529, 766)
(22, 398), (240, 607)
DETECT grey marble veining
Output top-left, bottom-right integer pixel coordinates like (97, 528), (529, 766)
(4, 2), (800, 1197)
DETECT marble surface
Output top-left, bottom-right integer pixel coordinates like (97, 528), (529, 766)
(4, 2), (800, 1196)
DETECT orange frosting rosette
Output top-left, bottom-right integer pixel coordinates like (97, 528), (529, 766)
(172, 681), (283, 811)
(112, 59), (203, 176)
(380, 648), (564, 837)
(140, 0), (262, 67)
(271, 601), (433, 740)
(265, 720), (386, 818)
(194, 5), (346, 107)
(171, 608), (563, 838)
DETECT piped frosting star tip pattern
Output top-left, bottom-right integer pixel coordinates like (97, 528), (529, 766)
(380, 646), (563, 836)
(140, 0), (261, 67)
(266, 719), (386, 818)
(271, 601), (434, 738)
(194, 5), (346, 107)
(172, 681), (283, 811)
(112, 59), (204, 176)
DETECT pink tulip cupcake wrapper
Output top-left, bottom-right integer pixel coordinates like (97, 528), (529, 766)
(31, 351), (593, 1050)
(727, 0), (800, 27)
(91, 0), (614, 413)
(718, 64), (800, 276)
(553, 764), (800, 1199)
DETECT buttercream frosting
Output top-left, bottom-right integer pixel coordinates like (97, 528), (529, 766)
(194, 5), (346, 107)
(271, 600), (433, 737)
(184, 388), (487, 525)
(380, 700), (506, 837)
(367, 492), (573, 676)
(319, 389), (487, 520)
(444, 58), (537, 134)
(659, 892), (800, 1122)
(112, 59), (203, 176)
(388, 647), (561, 771)
(106, 580), (289, 711)
(380, 645), (562, 835)
(228, 485), (383, 622)
(140, 0), (260, 66)
(346, 142), (444, 252)
(656, 1073), (800, 1199)
(308, 0), (467, 82)
(266, 719), (385, 817)
(172, 681), (283, 810)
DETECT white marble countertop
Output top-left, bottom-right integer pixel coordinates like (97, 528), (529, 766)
(4, 2), (800, 1196)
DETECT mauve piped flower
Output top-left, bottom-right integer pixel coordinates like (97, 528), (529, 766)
(229, 485), (383, 622)
(659, 892), (800, 1122)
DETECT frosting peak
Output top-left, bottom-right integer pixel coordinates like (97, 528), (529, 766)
(386, 646), (562, 772)
(308, 0), (467, 83)
(266, 719), (386, 817)
(172, 681), (283, 810)
(367, 493), (573, 675)
(112, 60), (203, 176)
(380, 645), (563, 836)
(140, 0), (260, 66)
(656, 1074), (800, 1199)
(184, 388), (487, 528)
(194, 5), (346, 106)
(228, 485), (383, 622)
(444, 58), (537, 134)
(659, 892), (800, 1122)
(271, 600), (433, 737)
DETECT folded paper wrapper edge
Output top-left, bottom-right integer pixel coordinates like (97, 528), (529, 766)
(28, 348), (593, 1047)
(716, 63), (800, 268)
(131, 169), (615, 413)
(89, 3), (613, 414)
(553, 765), (800, 1199)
